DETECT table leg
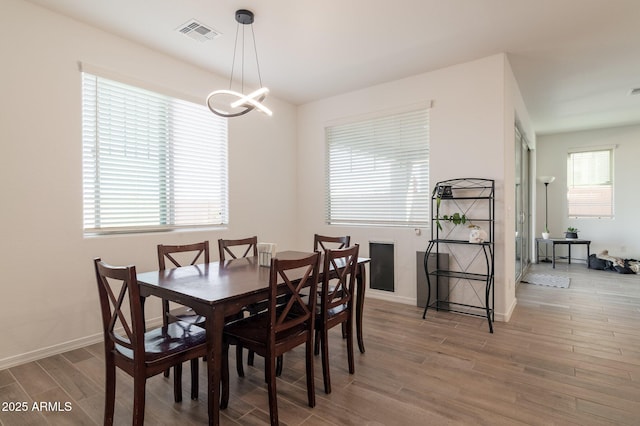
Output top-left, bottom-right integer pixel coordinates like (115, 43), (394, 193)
(568, 244), (572, 264)
(205, 308), (224, 425)
(552, 244), (556, 269)
(587, 243), (591, 268)
(356, 263), (366, 353)
(536, 240), (539, 263)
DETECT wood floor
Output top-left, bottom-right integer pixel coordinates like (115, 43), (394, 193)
(1, 263), (639, 425)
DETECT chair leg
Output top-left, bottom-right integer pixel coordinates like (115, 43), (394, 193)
(173, 363), (182, 403)
(346, 319), (355, 374)
(321, 328), (331, 394)
(235, 344), (244, 377)
(104, 358), (116, 426)
(190, 359), (199, 400)
(266, 354), (279, 426)
(132, 373), (146, 426)
(221, 342), (230, 409)
(276, 355), (283, 377)
(314, 329), (320, 355)
(248, 350), (255, 366)
(305, 335), (316, 408)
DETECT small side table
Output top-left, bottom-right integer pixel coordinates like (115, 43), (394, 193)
(535, 238), (591, 269)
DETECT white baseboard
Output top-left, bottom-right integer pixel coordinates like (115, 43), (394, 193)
(0, 333), (104, 371)
(496, 297), (517, 322)
(366, 292), (515, 324)
(366, 290), (416, 305)
(0, 317), (164, 371)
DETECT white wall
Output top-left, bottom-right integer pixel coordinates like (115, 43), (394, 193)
(0, 0), (535, 368)
(536, 125), (640, 259)
(504, 56), (537, 317)
(297, 54), (531, 321)
(0, 0), (299, 368)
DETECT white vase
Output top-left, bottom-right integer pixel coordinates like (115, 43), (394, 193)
(542, 232), (550, 239)
(469, 227), (487, 243)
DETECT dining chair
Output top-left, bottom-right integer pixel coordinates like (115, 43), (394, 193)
(218, 236), (283, 376)
(158, 241), (210, 327)
(315, 244), (359, 394)
(313, 234), (352, 338)
(218, 236), (258, 261)
(93, 258), (207, 426)
(157, 241), (209, 396)
(220, 252), (320, 426)
(313, 234), (351, 252)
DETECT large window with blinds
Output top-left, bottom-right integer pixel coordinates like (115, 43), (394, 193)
(82, 72), (228, 234)
(325, 108), (429, 226)
(567, 148), (613, 218)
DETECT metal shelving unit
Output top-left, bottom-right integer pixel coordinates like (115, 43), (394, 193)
(422, 178), (495, 333)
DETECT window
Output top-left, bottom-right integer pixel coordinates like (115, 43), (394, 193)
(82, 72), (228, 234)
(325, 108), (430, 226)
(567, 148), (613, 218)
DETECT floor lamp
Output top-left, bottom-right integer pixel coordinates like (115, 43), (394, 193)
(538, 176), (555, 262)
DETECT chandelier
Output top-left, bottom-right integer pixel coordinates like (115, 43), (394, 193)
(207, 9), (272, 118)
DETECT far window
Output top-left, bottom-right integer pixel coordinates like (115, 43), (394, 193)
(325, 108), (430, 227)
(82, 72), (228, 234)
(567, 149), (613, 218)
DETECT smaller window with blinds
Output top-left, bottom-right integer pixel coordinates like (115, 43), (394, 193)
(82, 72), (229, 234)
(567, 148), (613, 218)
(325, 108), (430, 227)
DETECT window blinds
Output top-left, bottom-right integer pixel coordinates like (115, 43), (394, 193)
(82, 73), (228, 233)
(325, 108), (430, 226)
(567, 149), (613, 218)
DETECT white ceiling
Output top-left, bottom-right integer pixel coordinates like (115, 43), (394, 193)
(25, 0), (640, 135)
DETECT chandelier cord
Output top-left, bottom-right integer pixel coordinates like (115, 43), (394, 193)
(228, 22), (240, 91)
(250, 24), (264, 89)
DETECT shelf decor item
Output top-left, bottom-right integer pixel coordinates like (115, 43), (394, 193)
(436, 185), (453, 198)
(469, 226), (488, 243)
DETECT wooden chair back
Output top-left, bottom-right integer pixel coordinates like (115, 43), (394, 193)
(157, 241), (210, 270)
(269, 252), (321, 338)
(94, 258), (144, 358)
(319, 244), (359, 316)
(313, 234), (351, 252)
(218, 236), (258, 261)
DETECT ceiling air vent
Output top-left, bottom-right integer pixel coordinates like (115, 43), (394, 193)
(630, 88), (640, 96)
(176, 19), (220, 42)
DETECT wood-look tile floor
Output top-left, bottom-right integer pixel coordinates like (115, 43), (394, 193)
(1, 263), (639, 425)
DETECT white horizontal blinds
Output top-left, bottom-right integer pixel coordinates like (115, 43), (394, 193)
(567, 149), (613, 218)
(82, 73), (228, 233)
(326, 108), (429, 226)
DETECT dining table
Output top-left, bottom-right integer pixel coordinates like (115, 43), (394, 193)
(136, 250), (370, 425)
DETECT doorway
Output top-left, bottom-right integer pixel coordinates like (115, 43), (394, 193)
(515, 125), (531, 281)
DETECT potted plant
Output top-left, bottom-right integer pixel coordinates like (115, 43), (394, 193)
(542, 226), (550, 240)
(565, 227), (579, 239)
(436, 212), (469, 231)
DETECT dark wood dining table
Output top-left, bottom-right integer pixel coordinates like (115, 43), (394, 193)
(136, 250), (370, 425)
